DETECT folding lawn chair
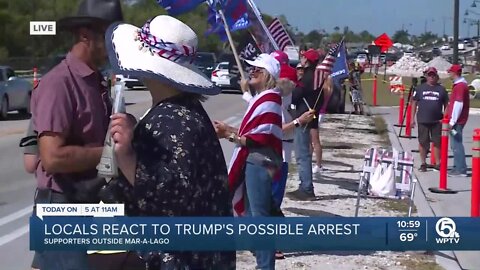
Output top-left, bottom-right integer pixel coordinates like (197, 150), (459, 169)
(354, 147), (418, 217)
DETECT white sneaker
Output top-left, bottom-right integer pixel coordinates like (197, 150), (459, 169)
(312, 165), (324, 174)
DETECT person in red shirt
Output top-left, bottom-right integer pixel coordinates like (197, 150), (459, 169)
(447, 64), (470, 176)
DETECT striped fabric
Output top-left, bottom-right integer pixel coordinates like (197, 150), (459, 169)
(267, 18), (293, 51)
(228, 89), (282, 217)
(314, 40), (343, 90)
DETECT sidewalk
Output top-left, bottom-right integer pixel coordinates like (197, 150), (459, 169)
(375, 106), (480, 270)
(237, 113), (441, 270)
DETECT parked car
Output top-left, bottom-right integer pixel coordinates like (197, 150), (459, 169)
(432, 47), (442, 57)
(100, 65), (144, 89)
(0, 66), (33, 119)
(211, 62), (231, 88)
(440, 44), (450, 50)
(194, 52), (217, 77)
(458, 43), (466, 50)
(356, 54), (367, 64)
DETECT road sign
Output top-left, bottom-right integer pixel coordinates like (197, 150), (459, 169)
(374, 33), (393, 53)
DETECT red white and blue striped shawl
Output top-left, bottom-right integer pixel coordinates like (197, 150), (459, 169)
(228, 89), (283, 217)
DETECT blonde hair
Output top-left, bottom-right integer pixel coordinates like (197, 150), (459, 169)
(263, 70), (277, 90)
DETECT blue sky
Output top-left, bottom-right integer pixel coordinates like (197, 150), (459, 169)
(255, 0), (478, 38)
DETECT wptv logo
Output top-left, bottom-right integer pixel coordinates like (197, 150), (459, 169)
(435, 217), (460, 244)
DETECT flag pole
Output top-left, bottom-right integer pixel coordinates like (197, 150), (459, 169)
(246, 0), (280, 51)
(218, 8), (247, 81)
(312, 37), (345, 110)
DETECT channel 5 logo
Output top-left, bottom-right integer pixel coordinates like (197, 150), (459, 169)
(435, 217), (460, 244)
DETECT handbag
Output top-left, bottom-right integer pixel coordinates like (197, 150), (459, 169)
(369, 163), (396, 197)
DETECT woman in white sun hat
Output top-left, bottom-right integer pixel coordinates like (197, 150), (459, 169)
(105, 15), (235, 269)
(214, 53), (283, 270)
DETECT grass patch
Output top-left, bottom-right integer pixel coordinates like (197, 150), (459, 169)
(398, 253), (444, 270)
(322, 141), (367, 150)
(372, 116), (390, 147)
(333, 152), (365, 159)
(380, 199), (417, 215)
(361, 73), (480, 108)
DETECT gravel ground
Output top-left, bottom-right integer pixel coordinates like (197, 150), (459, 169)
(236, 113), (442, 270)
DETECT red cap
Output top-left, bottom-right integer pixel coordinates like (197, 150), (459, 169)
(271, 50), (289, 64)
(425, 67), (438, 75)
(301, 49), (320, 63)
(448, 64), (462, 74)
(279, 64), (298, 84)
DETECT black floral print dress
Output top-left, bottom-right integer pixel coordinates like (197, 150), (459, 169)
(115, 94), (235, 269)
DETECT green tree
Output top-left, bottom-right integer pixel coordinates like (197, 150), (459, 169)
(392, 30), (410, 44)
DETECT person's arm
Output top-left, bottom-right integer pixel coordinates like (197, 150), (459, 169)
(33, 77), (103, 174)
(448, 87), (461, 126)
(38, 133), (103, 173)
(23, 154), (37, 174)
(282, 110), (315, 132)
(21, 119), (38, 174)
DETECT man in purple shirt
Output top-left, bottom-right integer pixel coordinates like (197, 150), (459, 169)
(30, 0), (123, 269)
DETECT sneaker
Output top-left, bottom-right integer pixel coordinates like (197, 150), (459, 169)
(419, 164), (427, 172)
(275, 251), (285, 260)
(448, 170), (468, 177)
(312, 165), (325, 174)
(286, 189), (316, 201)
(431, 165), (440, 171)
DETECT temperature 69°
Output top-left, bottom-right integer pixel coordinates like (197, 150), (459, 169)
(400, 232), (418, 242)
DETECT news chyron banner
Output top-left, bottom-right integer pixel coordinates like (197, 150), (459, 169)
(31, 204), (480, 251)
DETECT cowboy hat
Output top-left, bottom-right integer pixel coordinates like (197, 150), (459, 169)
(105, 15), (220, 95)
(58, 0), (123, 31)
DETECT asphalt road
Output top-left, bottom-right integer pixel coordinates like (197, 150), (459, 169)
(0, 89), (247, 270)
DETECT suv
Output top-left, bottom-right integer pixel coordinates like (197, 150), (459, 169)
(194, 52), (217, 77)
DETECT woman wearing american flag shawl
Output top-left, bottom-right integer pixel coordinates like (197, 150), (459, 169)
(214, 53), (282, 269)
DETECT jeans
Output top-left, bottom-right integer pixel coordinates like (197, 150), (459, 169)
(245, 162), (275, 270)
(450, 124), (467, 174)
(294, 126), (314, 194)
(32, 189), (90, 270)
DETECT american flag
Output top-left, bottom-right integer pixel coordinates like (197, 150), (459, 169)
(228, 89), (282, 217)
(314, 39), (344, 90)
(267, 18), (293, 51)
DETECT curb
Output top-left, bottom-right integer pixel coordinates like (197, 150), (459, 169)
(379, 108), (463, 270)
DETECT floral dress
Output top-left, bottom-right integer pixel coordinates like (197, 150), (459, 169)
(115, 94), (235, 269)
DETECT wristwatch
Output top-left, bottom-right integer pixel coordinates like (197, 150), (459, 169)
(228, 132), (237, 142)
(293, 119), (300, 127)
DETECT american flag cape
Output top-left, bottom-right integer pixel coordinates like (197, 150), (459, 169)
(228, 89), (283, 217)
(267, 18), (293, 51)
(314, 39), (344, 90)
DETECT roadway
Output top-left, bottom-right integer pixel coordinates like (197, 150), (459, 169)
(0, 89), (247, 269)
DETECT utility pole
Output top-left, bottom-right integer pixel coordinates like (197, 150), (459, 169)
(453, 0), (460, 64)
(477, 20), (480, 70)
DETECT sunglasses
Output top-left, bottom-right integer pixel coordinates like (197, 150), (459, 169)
(249, 67), (264, 74)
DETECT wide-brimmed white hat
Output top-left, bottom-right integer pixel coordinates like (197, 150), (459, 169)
(246, 54), (280, 79)
(105, 15), (220, 95)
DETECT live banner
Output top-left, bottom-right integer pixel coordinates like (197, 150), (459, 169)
(30, 216), (480, 251)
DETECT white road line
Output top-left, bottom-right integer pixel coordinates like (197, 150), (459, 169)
(0, 225), (29, 246)
(0, 205), (33, 227)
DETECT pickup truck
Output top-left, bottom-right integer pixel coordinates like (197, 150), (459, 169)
(0, 66), (33, 119)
